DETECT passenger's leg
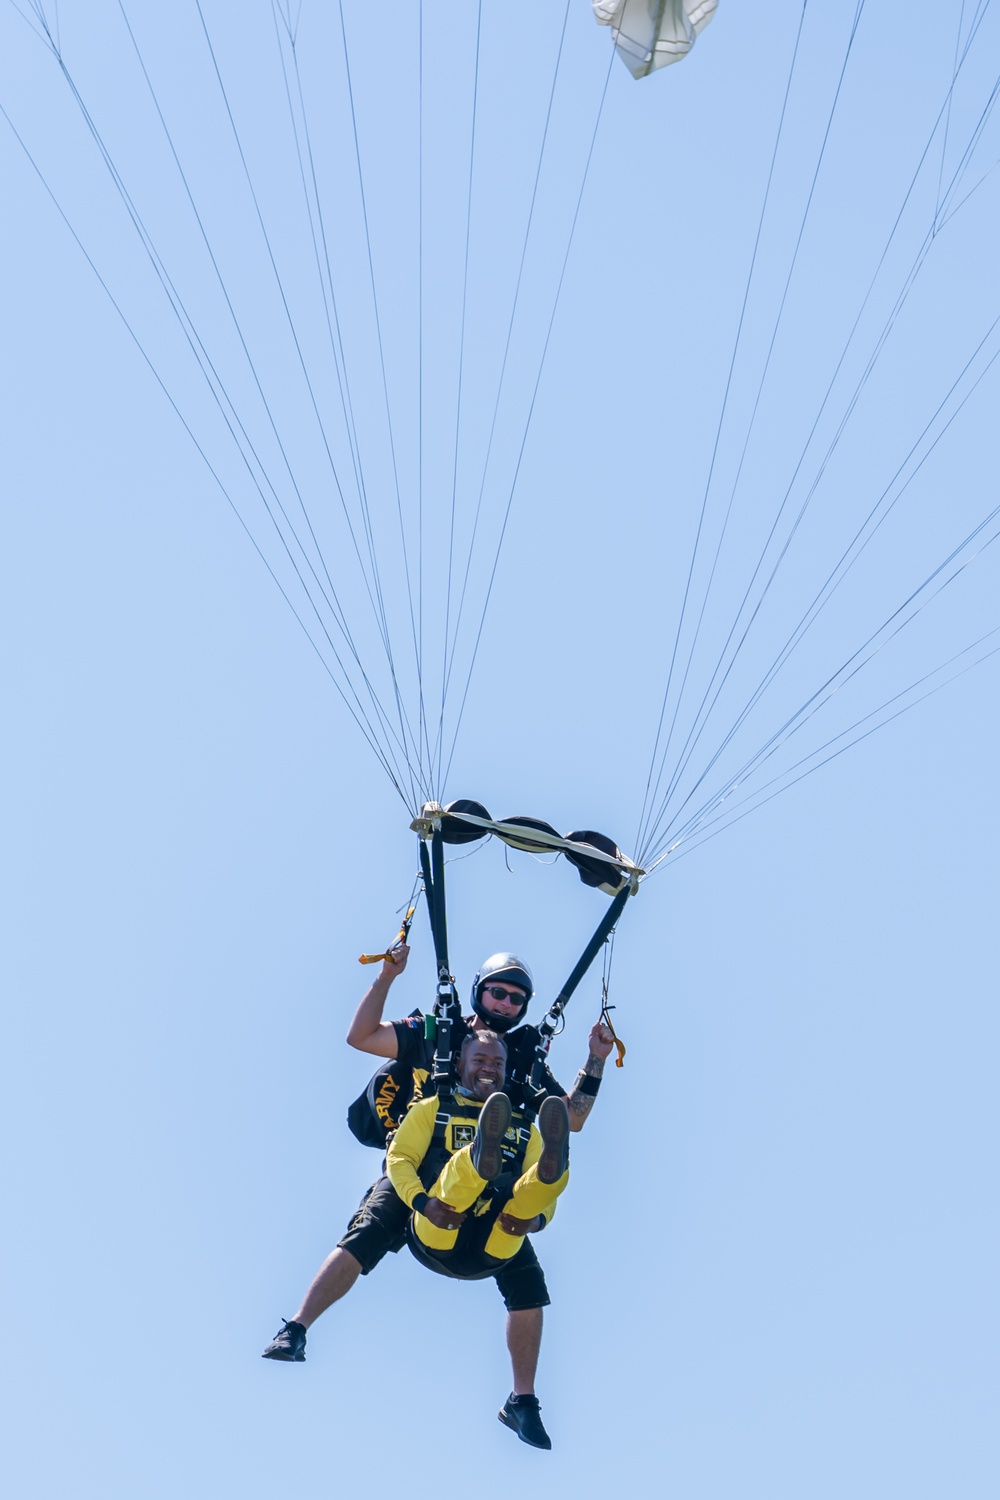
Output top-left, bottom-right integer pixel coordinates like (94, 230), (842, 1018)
(494, 1240), (549, 1392)
(495, 1245), (553, 1447)
(413, 1145), (491, 1251)
(483, 1163), (568, 1259)
(507, 1306), (543, 1396)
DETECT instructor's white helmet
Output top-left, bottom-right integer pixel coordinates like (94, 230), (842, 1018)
(470, 953), (534, 1032)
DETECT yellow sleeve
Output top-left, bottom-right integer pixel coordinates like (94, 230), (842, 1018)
(385, 1095), (437, 1209)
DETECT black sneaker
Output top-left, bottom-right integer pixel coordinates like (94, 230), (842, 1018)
(536, 1096), (570, 1185)
(262, 1319), (306, 1362)
(498, 1393), (552, 1450)
(471, 1092), (512, 1181)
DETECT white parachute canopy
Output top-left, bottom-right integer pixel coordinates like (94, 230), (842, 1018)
(594, 0), (718, 79)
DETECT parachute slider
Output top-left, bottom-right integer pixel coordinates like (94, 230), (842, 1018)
(409, 802), (444, 838)
(358, 905), (416, 966)
(411, 799), (644, 894)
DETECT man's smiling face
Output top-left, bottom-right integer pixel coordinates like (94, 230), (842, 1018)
(457, 1034), (507, 1102)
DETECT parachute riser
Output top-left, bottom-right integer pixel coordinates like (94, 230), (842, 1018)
(417, 821), (460, 1090)
(527, 882), (633, 1099)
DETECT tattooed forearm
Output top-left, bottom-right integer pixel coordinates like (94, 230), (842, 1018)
(567, 1089), (596, 1121)
(566, 1054), (605, 1120)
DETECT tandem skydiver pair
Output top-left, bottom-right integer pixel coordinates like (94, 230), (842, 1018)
(262, 945), (614, 1450)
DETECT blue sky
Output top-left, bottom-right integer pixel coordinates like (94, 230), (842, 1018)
(2, 4), (999, 1496)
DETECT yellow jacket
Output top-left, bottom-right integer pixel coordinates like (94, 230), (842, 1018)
(386, 1093), (554, 1225)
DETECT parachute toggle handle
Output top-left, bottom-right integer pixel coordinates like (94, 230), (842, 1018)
(600, 998), (626, 1069)
(358, 902), (417, 965)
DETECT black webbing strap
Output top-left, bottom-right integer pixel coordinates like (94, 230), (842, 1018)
(529, 882), (632, 1093)
(418, 830), (461, 1088)
(425, 1092), (532, 1187)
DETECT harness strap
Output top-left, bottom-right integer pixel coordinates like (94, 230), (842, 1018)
(420, 1092), (532, 1194)
(417, 825), (461, 1086)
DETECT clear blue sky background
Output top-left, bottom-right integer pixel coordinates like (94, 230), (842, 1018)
(2, 4), (998, 1496)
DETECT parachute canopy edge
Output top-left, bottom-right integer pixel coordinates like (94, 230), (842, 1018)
(409, 800), (643, 895)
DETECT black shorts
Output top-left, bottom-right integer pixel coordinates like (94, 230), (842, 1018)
(338, 1176), (409, 1274)
(338, 1176), (550, 1310)
(491, 1238), (550, 1312)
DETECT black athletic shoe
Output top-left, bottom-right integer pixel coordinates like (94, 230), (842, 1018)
(498, 1393), (552, 1450)
(471, 1092), (512, 1180)
(262, 1319), (306, 1362)
(536, 1096), (570, 1185)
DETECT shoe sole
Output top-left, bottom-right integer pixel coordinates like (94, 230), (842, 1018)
(472, 1092), (512, 1180)
(536, 1096), (570, 1185)
(261, 1348), (306, 1362)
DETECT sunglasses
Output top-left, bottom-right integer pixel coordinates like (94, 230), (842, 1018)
(482, 985), (526, 1006)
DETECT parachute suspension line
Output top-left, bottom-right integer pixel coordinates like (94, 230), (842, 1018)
(934, 0), (1000, 232)
(638, 0), (867, 858)
(640, 309), (1000, 867)
(210, 0), (421, 807)
(99, 6), (413, 773)
(435, 0), (575, 782)
(642, 352), (1000, 870)
(640, 81), (971, 856)
(634, 1), (810, 860)
(659, 21), (1000, 810)
(0, 95), (414, 803)
(267, 7), (424, 811)
(934, 0), (970, 232)
(656, 594), (1000, 868)
(434, 0), (569, 732)
(9, 0), (53, 44)
(123, 0), (377, 656)
(436, 0), (485, 800)
(268, 6), (394, 647)
(649, 264), (1000, 851)
(190, 0), (372, 608)
(635, 2), (1000, 866)
(417, 0), (429, 788)
(928, 0), (999, 232)
(275, 1), (304, 44)
(11, 18), (418, 802)
(440, 45), (616, 796)
(646, 496), (1000, 871)
(934, 74), (1000, 234)
(335, 0), (427, 803)
(650, 0), (867, 807)
(652, 624), (1000, 869)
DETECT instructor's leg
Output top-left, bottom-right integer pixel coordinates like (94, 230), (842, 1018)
(293, 1247), (362, 1327)
(296, 1175), (407, 1327)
